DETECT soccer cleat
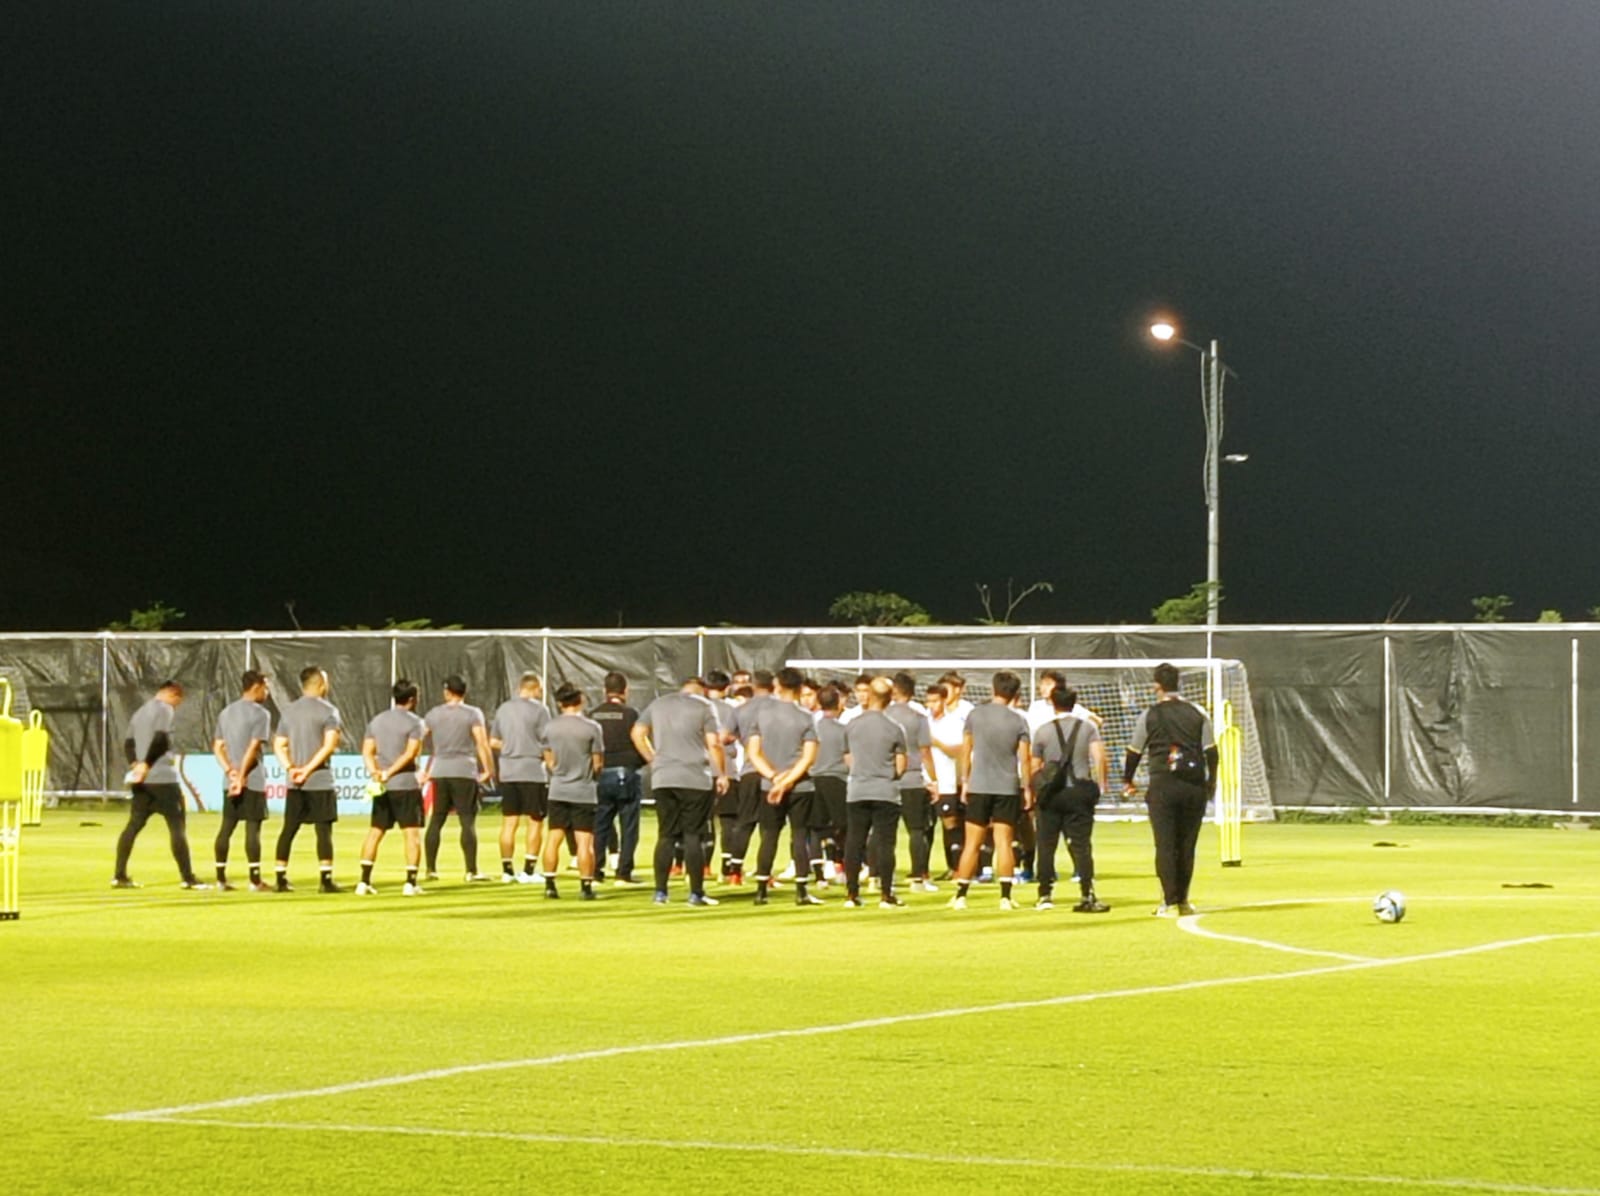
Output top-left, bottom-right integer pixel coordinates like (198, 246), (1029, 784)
(180, 879), (212, 891)
(110, 877), (141, 889)
(275, 877), (294, 893)
(1036, 896), (1055, 911)
(796, 892), (824, 907)
(319, 879), (345, 894)
(1074, 897), (1111, 913)
(669, 864), (685, 879)
(354, 882), (377, 896)
(579, 888), (598, 902)
(978, 866), (994, 883)
(879, 893), (906, 909)
(933, 869), (955, 882)
(402, 882), (424, 897)
(687, 892), (719, 907)
(866, 876), (881, 894)
(516, 871), (540, 885)
(948, 895), (968, 911)
(216, 880), (238, 892)
(612, 877), (645, 888)
(1175, 902), (1198, 917)
(499, 872), (517, 884)
(998, 897), (1017, 911)
(843, 896), (865, 909)
(652, 891), (669, 905)
(424, 871), (441, 882)
(727, 870), (744, 887)
(1018, 868), (1034, 884)
(1153, 904), (1177, 918)
(753, 891), (769, 906)
(913, 878), (939, 894)
(777, 863), (797, 881)
(544, 887), (560, 899)
(248, 879), (273, 893)
(465, 872), (492, 883)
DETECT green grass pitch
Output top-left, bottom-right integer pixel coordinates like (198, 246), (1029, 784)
(2, 814), (1598, 1195)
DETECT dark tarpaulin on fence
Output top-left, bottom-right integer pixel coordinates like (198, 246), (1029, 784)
(0, 638), (103, 792)
(247, 637), (392, 759)
(105, 637), (248, 792)
(545, 634), (699, 707)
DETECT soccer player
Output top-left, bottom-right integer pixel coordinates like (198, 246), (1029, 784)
(726, 669), (775, 884)
(112, 680), (206, 889)
(950, 671), (1033, 911)
(491, 672), (550, 884)
(272, 666), (344, 893)
(842, 677), (909, 909)
(211, 669), (273, 891)
(746, 667), (821, 906)
(939, 671), (975, 723)
(924, 683), (967, 880)
(1030, 684), (1110, 912)
(810, 684), (850, 883)
(704, 670), (743, 880)
(420, 675), (495, 882)
(1026, 670), (1104, 732)
(838, 673), (874, 725)
(590, 671), (645, 886)
(356, 679), (427, 896)
(631, 677), (728, 907)
(540, 685), (606, 900)
(1122, 663), (1217, 917)
(885, 672), (940, 892)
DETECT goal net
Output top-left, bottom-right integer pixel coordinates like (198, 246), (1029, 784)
(784, 656), (1274, 848)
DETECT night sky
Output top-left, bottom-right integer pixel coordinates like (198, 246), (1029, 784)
(8, 3), (1599, 631)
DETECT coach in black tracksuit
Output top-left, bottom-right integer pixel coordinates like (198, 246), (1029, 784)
(1123, 662), (1217, 916)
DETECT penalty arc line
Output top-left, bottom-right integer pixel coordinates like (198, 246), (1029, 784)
(112, 1119), (1600, 1196)
(104, 929), (1600, 1124)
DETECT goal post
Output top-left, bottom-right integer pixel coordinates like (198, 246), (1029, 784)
(784, 656), (1271, 863)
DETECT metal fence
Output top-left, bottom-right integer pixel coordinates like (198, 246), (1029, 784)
(1, 623), (1595, 812)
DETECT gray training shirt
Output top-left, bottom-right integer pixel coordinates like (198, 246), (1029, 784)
(491, 697), (550, 783)
(844, 709), (908, 804)
(276, 695), (343, 791)
(965, 702), (1029, 795)
(424, 702), (486, 779)
(215, 697), (272, 791)
(365, 707), (425, 791)
(885, 700), (933, 787)
(734, 693), (774, 777)
(636, 691), (719, 791)
(127, 698), (178, 785)
(1031, 715), (1102, 787)
(751, 699), (818, 793)
(544, 712), (605, 804)
(812, 716), (848, 779)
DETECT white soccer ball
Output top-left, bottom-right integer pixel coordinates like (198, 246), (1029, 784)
(1373, 890), (1406, 923)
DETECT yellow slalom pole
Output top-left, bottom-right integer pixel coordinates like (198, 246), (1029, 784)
(0, 680), (23, 920)
(22, 710), (48, 827)
(1216, 699), (1244, 866)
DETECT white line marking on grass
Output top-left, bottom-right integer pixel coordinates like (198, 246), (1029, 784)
(1176, 912), (1376, 960)
(104, 929), (1600, 1124)
(115, 1118), (1600, 1196)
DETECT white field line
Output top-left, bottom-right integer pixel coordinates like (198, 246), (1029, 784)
(105, 929), (1600, 1124)
(1177, 911), (1376, 960)
(113, 1119), (1600, 1196)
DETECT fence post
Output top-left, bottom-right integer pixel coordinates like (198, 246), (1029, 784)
(1383, 636), (1393, 803)
(1572, 637), (1580, 807)
(100, 632), (111, 793)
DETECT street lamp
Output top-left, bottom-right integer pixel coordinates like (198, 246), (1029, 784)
(1148, 320), (1239, 627)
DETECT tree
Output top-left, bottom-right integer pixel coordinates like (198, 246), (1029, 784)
(1151, 582), (1220, 625)
(1471, 594), (1512, 623)
(828, 591), (934, 626)
(975, 579), (1053, 625)
(106, 600), (185, 631)
(1536, 609), (1563, 623)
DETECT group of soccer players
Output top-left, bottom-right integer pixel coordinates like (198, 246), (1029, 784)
(113, 660), (1217, 915)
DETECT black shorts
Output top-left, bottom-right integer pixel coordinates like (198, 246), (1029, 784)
(432, 777), (478, 815)
(285, 788), (338, 824)
(733, 773), (763, 824)
(371, 791), (424, 830)
(811, 776), (847, 830)
(965, 792), (1021, 829)
(900, 787), (935, 831)
(547, 800), (596, 833)
(654, 787), (714, 839)
(500, 781), (549, 819)
(935, 793), (963, 819)
(130, 783), (185, 820)
(221, 789), (268, 822)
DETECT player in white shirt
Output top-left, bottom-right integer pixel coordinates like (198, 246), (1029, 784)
(1026, 671), (1103, 733)
(838, 674), (874, 726)
(924, 683), (968, 879)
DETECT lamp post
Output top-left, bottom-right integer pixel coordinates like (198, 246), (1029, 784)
(1149, 321), (1237, 627)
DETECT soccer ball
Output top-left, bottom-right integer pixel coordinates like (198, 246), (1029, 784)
(1373, 890), (1406, 923)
